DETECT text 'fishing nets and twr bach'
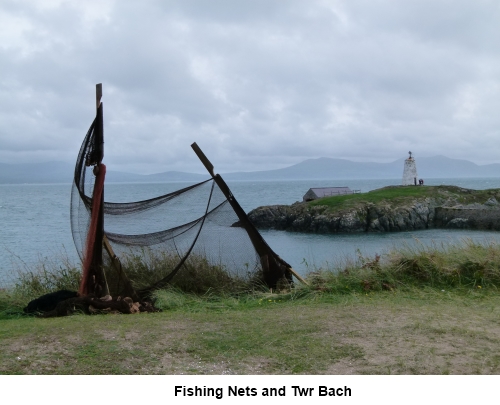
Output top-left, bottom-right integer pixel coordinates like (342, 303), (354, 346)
(71, 105), (294, 300)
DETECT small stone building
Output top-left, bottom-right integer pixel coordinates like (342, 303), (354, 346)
(303, 187), (353, 202)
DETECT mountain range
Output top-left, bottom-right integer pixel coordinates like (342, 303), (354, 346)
(1, 155), (500, 184)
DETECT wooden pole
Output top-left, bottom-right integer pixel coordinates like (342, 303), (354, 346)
(191, 142), (214, 177)
(191, 142), (308, 286)
(96, 83), (102, 110)
(79, 83), (108, 297)
(287, 267), (308, 286)
(92, 83), (107, 296)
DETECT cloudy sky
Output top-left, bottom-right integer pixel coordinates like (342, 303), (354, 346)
(1, 0), (499, 174)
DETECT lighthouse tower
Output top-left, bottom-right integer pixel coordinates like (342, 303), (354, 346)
(402, 151), (418, 186)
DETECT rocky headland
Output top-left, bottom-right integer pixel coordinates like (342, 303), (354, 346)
(248, 185), (500, 233)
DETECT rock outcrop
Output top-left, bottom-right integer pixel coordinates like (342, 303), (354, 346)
(248, 187), (500, 233)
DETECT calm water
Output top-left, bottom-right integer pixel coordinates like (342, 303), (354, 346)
(2, 177), (500, 285)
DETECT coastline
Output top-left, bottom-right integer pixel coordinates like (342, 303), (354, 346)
(248, 185), (500, 233)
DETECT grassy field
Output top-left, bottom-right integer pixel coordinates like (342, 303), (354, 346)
(1, 238), (499, 375)
(308, 185), (500, 211)
(0, 289), (499, 375)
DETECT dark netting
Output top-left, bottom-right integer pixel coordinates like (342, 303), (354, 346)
(71, 111), (293, 299)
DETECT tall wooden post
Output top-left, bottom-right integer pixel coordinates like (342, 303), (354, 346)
(96, 83), (102, 111)
(94, 83), (107, 296)
(79, 84), (108, 297)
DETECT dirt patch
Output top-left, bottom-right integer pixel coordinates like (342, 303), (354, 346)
(158, 352), (238, 375)
(317, 301), (500, 374)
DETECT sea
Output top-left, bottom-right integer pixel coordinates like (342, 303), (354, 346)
(2, 177), (500, 286)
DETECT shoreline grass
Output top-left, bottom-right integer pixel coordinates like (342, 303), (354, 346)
(2, 237), (499, 315)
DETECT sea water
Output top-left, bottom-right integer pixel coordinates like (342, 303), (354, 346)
(2, 177), (500, 286)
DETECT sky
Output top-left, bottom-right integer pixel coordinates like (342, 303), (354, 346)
(1, 0), (499, 174)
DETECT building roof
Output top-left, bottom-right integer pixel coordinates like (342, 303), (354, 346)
(303, 187), (353, 201)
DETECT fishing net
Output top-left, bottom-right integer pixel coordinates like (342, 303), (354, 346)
(71, 107), (292, 299)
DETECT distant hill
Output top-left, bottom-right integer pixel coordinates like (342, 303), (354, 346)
(1, 156), (500, 184)
(105, 170), (206, 183)
(0, 161), (74, 184)
(0, 162), (206, 184)
(222, 157), (400, 180)
(222, 155), (500, 181)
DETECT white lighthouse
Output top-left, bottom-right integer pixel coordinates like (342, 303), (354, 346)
(402, 151), (418, 186)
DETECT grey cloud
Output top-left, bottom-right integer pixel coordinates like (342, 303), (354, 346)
(1, 0), (499, 172)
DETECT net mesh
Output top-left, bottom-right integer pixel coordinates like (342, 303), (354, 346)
(71, 111), (291, 299)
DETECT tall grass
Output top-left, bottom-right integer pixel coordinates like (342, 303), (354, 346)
(119, 249), (263, 295)
(2, 239), (499, 316)
(0, 254), (81, 313)
(306, 238), (500, 294)
(2, 248), (264, 313)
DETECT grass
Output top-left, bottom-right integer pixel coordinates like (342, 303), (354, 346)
(120, 249), (258, 295)
(1, 239), (500, 374)
(306, 238), (500, 294)
(0, 289), (498, 374)
(3, 258), (81, 313)
(307, 185), (500, 211)
(3, 249), (261, 310)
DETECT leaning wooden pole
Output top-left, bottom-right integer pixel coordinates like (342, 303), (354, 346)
(79, 84), (108, 297)
(191, 142), (308, 287)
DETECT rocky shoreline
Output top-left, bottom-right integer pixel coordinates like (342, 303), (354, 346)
(248, 186), (500, 233)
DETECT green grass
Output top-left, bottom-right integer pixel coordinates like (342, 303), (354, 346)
(309, 185), (433, 209)
(120, 249), (259, 295)
(0, 289), (499, 374)
(2, 237), (500, 318)
(305, 238), (500, 295)
(2, 249), (262, 311)
(2, 260), (81, 314)
(308, 185), (500, 211)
